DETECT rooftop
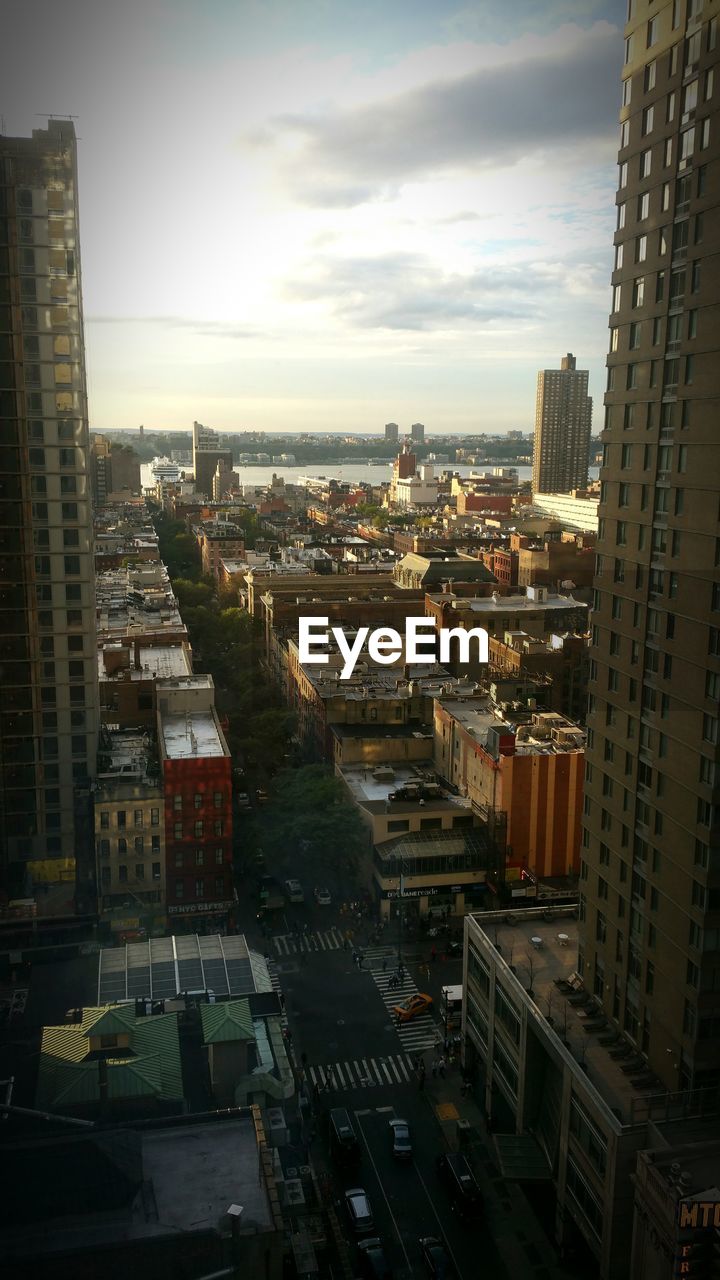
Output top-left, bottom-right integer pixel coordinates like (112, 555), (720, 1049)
(97, 934), (273, 1004)
(470, 911), (662, 1127)
(341, 761), (471, 813)
(158, 710), (228, 760)
(437, 699), (586, 755)
(97, 729), (159, 784)
(434, 589), (587, 616)
(99, 643), (192, 682)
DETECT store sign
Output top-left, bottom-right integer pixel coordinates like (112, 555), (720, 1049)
(168, 900), (234, 916)
(384, 886), (439, 900)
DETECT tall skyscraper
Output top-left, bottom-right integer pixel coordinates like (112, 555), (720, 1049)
(0, 120), (99, 915)
(532, 353), (592, 494)
(384, 421), (399, 443)
(581, 3), (719, 1095)
(192, 419), (232, 498)
(410, 421), (425, 444)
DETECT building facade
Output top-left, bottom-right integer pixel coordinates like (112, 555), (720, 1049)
(532, 354), (592, 494)
(0, 120), (99, 919)
(581, 1), (720, 1095)
(192, 420), (233, 499)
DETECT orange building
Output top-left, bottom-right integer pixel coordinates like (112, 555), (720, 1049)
(433, 698), (585, 879)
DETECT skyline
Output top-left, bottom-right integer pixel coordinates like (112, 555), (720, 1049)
(3, 0), (624, 433)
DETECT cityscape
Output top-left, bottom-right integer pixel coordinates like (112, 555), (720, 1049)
(0, 3), (719, 1280)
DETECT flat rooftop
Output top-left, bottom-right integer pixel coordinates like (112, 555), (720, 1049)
(159, 710), (227, 759)
(471, 913), (655, 1125)
(342, 761), (471, 814)
(99, 644), (192, 681)
(437, 698), (585, 755)
(439, 592), (587, 616)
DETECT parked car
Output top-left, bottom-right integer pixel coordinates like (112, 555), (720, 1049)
(420, 1235), (453, 1278)
(284, 878), (305, 903)
(314, 885), (332, 905)
(389, 1118), (412, 1161)
(235, 792), (252, 810)
(435, 1152), (482, 1221)
(345, 1187), (375, 1235)
(358, 1237), (393, 1279)
(392, 992), (433, 1023)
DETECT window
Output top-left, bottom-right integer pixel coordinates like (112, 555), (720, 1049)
(618, 202), (626, 230)
(194, 792), (202, 809)
(194, 820), (204, 837)
(700, 117), (710, 150)
(638, 191), (649, 220)
(175, 880), (184, 899)
(645, 59), (656, 91)
(619, 161), (628, 189)
(195, 848), (204, 866)
(214, 791), (223, 808)
(174, 821), (182, 839)
(118, 865), (128, 883)
(632, 277), (645, 307)
(174, 794), (182, 810)
(640, 149), (652, 180)
(195, 879), (205, 898)
(151, 808), (160, 825)
(642, 105), (654, 136)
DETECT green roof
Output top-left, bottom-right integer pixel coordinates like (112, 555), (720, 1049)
(36, 1005), (184, 1112)
(201, 999), (255, 1045)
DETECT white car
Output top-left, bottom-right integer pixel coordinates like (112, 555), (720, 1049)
(284, 878), (305, 903)
(314, 886), (332, 905)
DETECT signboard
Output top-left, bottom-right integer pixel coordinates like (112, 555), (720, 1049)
(384, 886), (439, 900)
(168, 900), (235, 916)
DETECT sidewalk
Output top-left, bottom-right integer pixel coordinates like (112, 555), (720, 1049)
(422, 1066), (566, 1280)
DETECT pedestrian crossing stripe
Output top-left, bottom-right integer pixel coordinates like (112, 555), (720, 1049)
(370, 969), (441, 1052)
(308, 1052), (417, 1090)
(266, 958), (288, 1031)
(272, 927), (347, 955)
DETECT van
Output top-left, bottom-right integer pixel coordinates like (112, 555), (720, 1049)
(435, 1152), (482, 1221)
(329, 1107), (360, 1167)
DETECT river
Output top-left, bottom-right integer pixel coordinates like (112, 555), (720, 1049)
(141, 461), (600, 491)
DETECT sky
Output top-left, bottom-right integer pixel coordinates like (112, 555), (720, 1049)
(2, 0), (625, 434)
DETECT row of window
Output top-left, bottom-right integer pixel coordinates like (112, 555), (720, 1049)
(618, 167), (707, 233)
(173, 877), (227, 900)
(618, 118), (710, 192)
(612, 261), (701, 314)
(99, 862), (161, 885)
(100, 808), (160, 829)
(174, 847), (225, 867)
(615, 217), (704, 272)
(172, 791), (225, 810)
(608, 354), (698, 393)
(611, 312), (698, 355)
(172, 819), (225, 838)
(623, 14), (716, 85)
(98, 837), (161, 855)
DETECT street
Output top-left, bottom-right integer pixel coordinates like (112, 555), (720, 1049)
(263, 901), (507, 1280)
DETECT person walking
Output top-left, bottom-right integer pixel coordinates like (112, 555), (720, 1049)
(431, 944), (437, 963)
(431, 1060), (438, 1079)
(358, 952), (364, 969)
(382, 957), (387, 973)
(438, 1055), (446, 1078)
(417, 1069), (425, 1093)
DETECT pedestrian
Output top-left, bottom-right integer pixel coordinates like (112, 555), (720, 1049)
(439, 1056), (446, 1078)
(358, 952), (364, 969)
(352, 950), (358, 966)
(382, 957), (387, 973)
(431, 1060), (438, 1078)
(443, 1036), (450, 1055)
(431, 945), (437, 963)
(279, 994), (285, 1012)
(398, 963), (405, 982)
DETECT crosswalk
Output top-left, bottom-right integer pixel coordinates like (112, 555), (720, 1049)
(371, 964), (439, 1053)
(273, 926), (346, 955)
(266, 958), (288, 1031)
(307, 1052), (417, 1091)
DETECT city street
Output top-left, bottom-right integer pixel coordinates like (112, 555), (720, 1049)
(265, 907), (507, 1280)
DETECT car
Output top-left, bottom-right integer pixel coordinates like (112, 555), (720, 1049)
(389, 1118), (412, 1161)
(314, 885), (332, 905)
(435, 1152), (482, 1221)
(420, 1236), (453, 1278)
(235, 791), (252, 810)
(345, 1187), (375, 1235)
(392, 992), (433, 1023)
(358, 1237), (393, 1279)
(284, 878), (304, 903)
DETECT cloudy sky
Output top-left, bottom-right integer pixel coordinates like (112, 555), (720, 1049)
(3, 0), (624, 434)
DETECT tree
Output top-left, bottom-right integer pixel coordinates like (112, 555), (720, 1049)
(248, 765), (368, 877)
(172, 578), (214, 609)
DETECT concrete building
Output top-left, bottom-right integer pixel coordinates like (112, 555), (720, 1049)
(530, 490), (600, 533)
(434, 699), (585, 879)
(410, 422), (425, 444)
(393, 549), (496, 593)
(192, 420), (233, 498)
(99, 640), (193, 728)
(0, 120), (100, 923)
(517, 532), (596, 596)
(90, 433), (141, 503)
(157, 679), (234, 930)
(195, 518), (246, 580)
(339, 761), (494, 919)
(488, 630), (590, 724)
(582, 0), (720, 1099)
(384, 421), (399, 442)
(94, 728), (166, 938)
(532, 354), (592, 494)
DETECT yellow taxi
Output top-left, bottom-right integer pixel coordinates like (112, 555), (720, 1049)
(392, 992), (433, 1023)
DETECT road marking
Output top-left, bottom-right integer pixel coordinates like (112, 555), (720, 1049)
(376, 1105), (394, 1113)
(354, 1110), (413, 1272)
(413, 1162), (463, 1279)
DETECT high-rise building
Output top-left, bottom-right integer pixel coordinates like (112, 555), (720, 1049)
(410, 421), (425, 444)
(90, 433), (141, 504)
(0, 120), (99, 916)
(532, 353), (592, 493)
(582, 3), (720, 1096)
(384, 421), (399, 442)
(192, 420), (233, 498)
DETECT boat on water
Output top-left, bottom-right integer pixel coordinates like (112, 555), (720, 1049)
(150, 456), (181, 482)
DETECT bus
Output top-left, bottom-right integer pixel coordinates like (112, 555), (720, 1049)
(440, 984), (463, 1032)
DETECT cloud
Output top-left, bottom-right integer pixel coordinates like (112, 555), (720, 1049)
(281, 250), (596, 331)
(86, 315), (264, 339)
(260, 22), (620, 206)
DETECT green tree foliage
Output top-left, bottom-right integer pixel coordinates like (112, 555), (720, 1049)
(172, 578), (215, 609)
(154, 514), (202, 579)
(249, 765), (367, 875)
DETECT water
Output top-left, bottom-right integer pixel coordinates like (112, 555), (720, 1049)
(142, 460), (599, 491)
